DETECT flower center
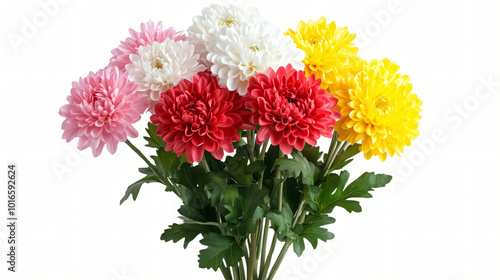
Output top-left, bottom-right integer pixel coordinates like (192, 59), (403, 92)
(153, 59), (164, 69)
(220, 17), (238, 27)
(249, 45), (260, 52)
(309, 38), (320, 46)
(375, 96), (390, 114)
(185, 100), (208, 117)
(90, 89), (113, 121)
(283, 91), (298, 104)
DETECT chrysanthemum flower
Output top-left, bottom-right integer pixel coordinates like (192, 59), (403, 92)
(125, 40), (206, 109)
(151, 71), (254, 163)
(207, 22), (305, 95)
(286, 17), (361, 88)
(329, 59), (422, 161)
(109, 21), (185, 72)
(243, 64), (340, 155)
(188, 4), (263, 67)
(59, 66), (148, 157)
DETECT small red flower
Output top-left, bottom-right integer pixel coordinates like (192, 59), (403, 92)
(243, 64), (341, 154)
(151, 71), (254, 163)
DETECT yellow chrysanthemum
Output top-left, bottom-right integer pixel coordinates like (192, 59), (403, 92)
(329, 59), (422, 161)
(285, 17), (361, 88)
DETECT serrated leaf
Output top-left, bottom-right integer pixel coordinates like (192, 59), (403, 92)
(245, 160), (265, 177)
(225, 147), (251, 183)
(222, 184), (268, 238)
(265, 203), (296, 241)
(204, 151), (225, 172)
(198, 232), (244, 271)
(274, 151), (320, 185)
(301, 144), (323, 165)
(175, 163), (204, 190)
(330, 143), (361, 171)
(263, 145), (280, 181)
(318, 171), (392, 213)
(161, 223), (218, 249)
(203, 172), (238, 206)
(144, 122), (166, 149)
(120, 168), (159, 205)
(299, 215), (335, 249)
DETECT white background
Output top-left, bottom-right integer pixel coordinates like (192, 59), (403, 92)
(1, 0), (499, 279)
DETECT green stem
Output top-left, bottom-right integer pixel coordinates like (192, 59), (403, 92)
(200, 154), (211, 173)
(258, 138), (270, 161)
(125, 139), (181, 198)
(258, 219), (270, 278)
(221, 261), (233, 280)
(247, 231), (258, 280)
(248, 130), (256, 164)
(267, 239), (292, 280)
(261, 232), (277, 279)
(232, 265), (240, 280)
(260, 150), (284, 279)
(320, 132), (339, 178)
(239, 261), (246, 280)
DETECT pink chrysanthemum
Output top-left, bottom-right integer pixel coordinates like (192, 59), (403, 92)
(60, 66), (148, 157)
(243, 64), (341, 154)
(151, 71), (254, 163)
(109, 21), (186, 71)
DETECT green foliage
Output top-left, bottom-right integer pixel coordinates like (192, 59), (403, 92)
(222, 184), (268, 238)
(198, 232), (244, 271)
(311, 171), (392, 214)
(301, 143), (323, 166)
(122, 121), (395, 277)
(175, 164), (217, 222)
(292, 215), (335, 257)
(265, 203), (297, 241)
(299, 215), (335, 249)
(161, 223), (219, 249)
(120, 167), (159, 204)
(274, 151), (321, 185)
(329, 143), (361, 171)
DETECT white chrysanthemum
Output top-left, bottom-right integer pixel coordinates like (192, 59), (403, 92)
(207, 22), (306, 95)
(125, 39), (206, 108)
(188, 4), (263, 67)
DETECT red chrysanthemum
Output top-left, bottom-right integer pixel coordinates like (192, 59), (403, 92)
(243, 64), (341, 154)
(151, 71), (254, 163)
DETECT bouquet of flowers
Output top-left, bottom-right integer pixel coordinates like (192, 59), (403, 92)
(59, 4), (422, 280)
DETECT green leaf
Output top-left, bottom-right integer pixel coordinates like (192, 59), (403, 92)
(174, 163), (204, 190)
(318, 171), (392, 214)
(203, 172), (238, 206)
(232, 139), (247, 149)
(144, 122), (166, 149)
(330, 143), (361, 171)
(221, 184), (268, 238)
(304, 185), (321, 214)
(161, 223), (218, 249)
(203, 151), (225, 173)
(198, 232), (244, 271)
(153, 149), (188, 177)
(263, 145), (280, 183)
(293, 237), (305, 257)
(282, 178), (301, 213)
(175, 164), (217, 223)
(225, 147), (251, 183)
(300, 215), (335, 249)
(120, 168), (159, 205)
(265, 203), (296, 241)
(301, 144), (323, 165)
(246, 160), (265, 177)
(274, 151), (320, 185)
